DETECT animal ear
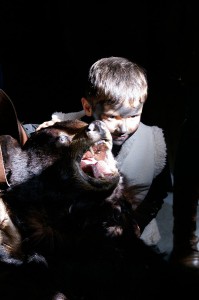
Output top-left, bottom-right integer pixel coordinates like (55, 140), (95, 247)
(0, 135), (22, 189)
(0, 89), (28, 146)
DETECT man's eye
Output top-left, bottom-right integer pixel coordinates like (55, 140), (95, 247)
(130, 114), (139, 118)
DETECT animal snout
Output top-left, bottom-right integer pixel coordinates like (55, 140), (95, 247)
(88, 120), (107, 135)
(86, 120), (112, 144)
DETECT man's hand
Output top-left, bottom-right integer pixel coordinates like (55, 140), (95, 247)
(36, 120), (57, 131)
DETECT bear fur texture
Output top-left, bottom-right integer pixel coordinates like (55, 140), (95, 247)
(0, 119), (169, 300)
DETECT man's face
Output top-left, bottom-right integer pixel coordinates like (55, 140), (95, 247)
(93, 101), (143, 146)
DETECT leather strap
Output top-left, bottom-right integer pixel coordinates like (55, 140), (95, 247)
(0, 89), (28, 145)
(0, 145), (10, 187)
(0, 89), (28, 187)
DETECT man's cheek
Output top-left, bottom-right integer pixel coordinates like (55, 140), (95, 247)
(129, 123), (140, 134)
(102, 121), (114, 133)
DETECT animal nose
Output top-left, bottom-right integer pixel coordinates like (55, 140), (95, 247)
(88, 120), (107, 135)
(87, 120), (112, 146)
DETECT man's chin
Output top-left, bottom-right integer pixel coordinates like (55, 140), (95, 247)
(112, 134), (131, 146)
(113, 139), (126, 146)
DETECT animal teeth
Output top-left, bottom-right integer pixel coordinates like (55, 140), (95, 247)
(96, 140), (105, 145)
(89, 146), (95, 155)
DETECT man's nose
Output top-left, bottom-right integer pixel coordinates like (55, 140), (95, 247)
(118, 120), (127, 134)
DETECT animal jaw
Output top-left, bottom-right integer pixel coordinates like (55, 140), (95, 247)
(0, 119), (123, 262)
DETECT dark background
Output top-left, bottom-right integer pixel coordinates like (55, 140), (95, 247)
(0, 0), (198, 152)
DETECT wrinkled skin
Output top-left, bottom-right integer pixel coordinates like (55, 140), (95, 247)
(0, 119), (168, 300)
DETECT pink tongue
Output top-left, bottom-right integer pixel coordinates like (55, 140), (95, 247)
(81, 158), (96, 172)
(81, 159), (112, 178)
(92, 161), (113, 178)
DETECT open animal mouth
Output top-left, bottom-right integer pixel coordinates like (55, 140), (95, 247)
(80, 140), (118, 179)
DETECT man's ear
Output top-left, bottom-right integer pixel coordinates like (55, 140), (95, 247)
(81, 98), (93, 116)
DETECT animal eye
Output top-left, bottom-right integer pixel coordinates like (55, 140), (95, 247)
(59, 135), (70, 144)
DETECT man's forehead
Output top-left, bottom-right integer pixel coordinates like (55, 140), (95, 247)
(102, 103), (143, 116)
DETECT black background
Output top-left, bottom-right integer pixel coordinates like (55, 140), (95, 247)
(0, 0), (198, 133)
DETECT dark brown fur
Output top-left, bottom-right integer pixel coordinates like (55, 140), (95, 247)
(0, 119), (168, 300)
